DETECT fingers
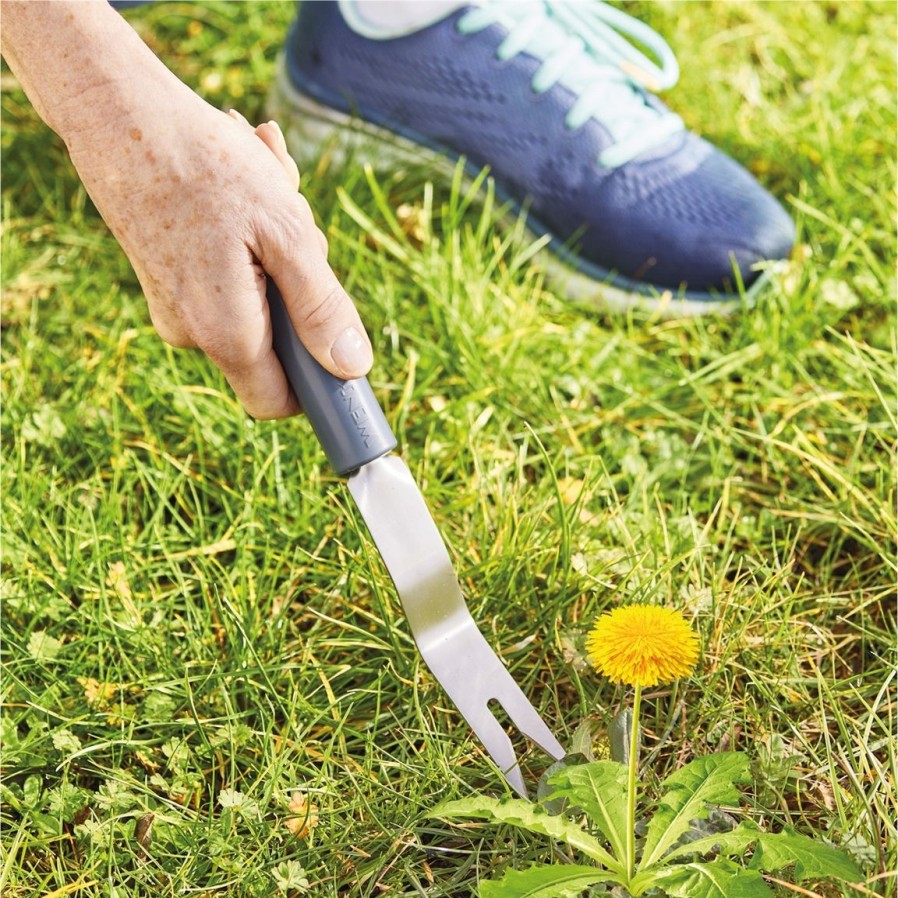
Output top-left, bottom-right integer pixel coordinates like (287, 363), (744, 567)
(253, 120), (301, 192)
(210, 271), (301, 420)
(246, 116), (328, 257)
(232, 112), (329, 261)
(231, 113), (372, 381)
(258, 212), (373, 380)
(185, 258), (301, 420)
(225, 110), (372, 399)
(229, 110), (301, 192)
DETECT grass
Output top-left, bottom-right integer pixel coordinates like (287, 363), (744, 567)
(1, 1), (895, 896)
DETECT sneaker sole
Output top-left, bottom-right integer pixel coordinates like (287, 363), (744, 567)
(268, 58), (773, 317)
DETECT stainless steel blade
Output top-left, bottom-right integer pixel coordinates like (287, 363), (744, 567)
(348, 455), (565, 795)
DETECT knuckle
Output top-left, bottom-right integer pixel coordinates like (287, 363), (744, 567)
(194, 327), (260, 371)
(293, 193), (313, 219)
(251, 194), (329, 272)
(294, 281), (347, 331)
(269, 196), (316, 248)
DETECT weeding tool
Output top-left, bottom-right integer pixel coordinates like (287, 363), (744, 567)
(268, 279), (565, 796)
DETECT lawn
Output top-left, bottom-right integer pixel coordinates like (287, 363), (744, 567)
(1, 2), (895, 897)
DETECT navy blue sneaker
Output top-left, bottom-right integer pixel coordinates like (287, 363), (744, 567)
(269, 1), (795, 314)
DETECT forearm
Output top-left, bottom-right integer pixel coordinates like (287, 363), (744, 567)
(1, 0), (224, 258)
(1, 1), (191, 141)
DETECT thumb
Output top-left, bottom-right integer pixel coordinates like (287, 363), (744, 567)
(256, 197), (373, 380)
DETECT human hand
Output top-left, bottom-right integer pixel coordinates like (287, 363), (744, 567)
(67, 95), (371, 420)
(1, 0), (372, 419)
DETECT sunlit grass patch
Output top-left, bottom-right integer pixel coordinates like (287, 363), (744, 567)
(2, 2), (895, 896)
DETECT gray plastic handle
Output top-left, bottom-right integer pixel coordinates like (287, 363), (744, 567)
(267, 278), (397, 475)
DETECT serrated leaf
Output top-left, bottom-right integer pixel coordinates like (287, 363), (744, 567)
(644, 860), (773, 898)
(536, 752), (589, 814)
(749, 827), (861, 883)
(432, 796), (623, 876)
(480, 864), (607, 898)
(27, 629), (63, 662)
(640, 752), (751, 869)
(545, 761), (629, 865)
(662, 820), (761, 863)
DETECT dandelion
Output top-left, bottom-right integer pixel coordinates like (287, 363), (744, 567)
(586, 604), (699, 688)
(586, 604), (699, 880)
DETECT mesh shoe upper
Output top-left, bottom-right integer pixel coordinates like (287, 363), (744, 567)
(285, 1), (795, 297)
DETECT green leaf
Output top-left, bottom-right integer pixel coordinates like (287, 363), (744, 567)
(536, 752), (589, 814)
(51, 728), (82, 756)
(27, 629), (64, 662)
(640, 752), (751, 869)
(662, 820), (761, 863)
(544, 761), (630, 866)
(432, 796), (624, 876)
(749, 827), (862, 883)
(480, 864), (607, 898)
(571, 720), (599, 761)
(272, 859), (310, 894)
(30, 811), (63, 837)
(22, 775), (43, 809)
(217, 787), (260, 818)
(21, 404), (66, 446)
(46, 781), (90, 822)
(644, 860), (774, 898)
(610, 708), (635, 765)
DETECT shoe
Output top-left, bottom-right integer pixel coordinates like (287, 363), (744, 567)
(269, 0), (795, 314)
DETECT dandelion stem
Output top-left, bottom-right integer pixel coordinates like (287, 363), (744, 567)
(625, 682), (642, 883)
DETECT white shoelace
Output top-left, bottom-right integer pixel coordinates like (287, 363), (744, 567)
(457, 1), (685, 167)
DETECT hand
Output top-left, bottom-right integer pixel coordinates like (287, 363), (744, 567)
(67, 97), (372, 420)
(1, 0), (373, 420)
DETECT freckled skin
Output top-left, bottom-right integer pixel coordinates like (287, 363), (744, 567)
(1, 0), (371, 420)
(75, 114), (345, 421)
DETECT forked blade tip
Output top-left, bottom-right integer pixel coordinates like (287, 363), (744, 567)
(470, 694), (566, 799)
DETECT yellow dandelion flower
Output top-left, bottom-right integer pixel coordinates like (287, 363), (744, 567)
(586, 604), (699, 687)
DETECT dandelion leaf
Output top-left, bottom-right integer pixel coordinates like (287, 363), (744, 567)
(610, 708), (634, 765)
(479, 864), (606, 898)
(544, 760), (630, 865)
(536, 751), (592, 816)
(661, 819), (761, 863)
(432, 796), (622, 874)
(641, 752), (751, 869)
(648, 860), (774, 898)
(749, 827), (861, 883)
